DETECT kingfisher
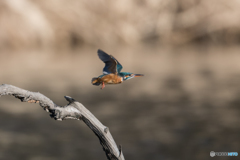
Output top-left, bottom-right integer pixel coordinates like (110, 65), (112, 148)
(92, 49), (144, 89)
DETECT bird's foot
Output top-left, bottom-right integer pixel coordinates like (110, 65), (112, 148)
(101, 82), (105, 89)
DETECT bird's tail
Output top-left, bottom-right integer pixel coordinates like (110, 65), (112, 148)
(91, 77), (101, 86)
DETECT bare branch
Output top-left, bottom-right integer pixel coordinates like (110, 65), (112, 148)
(0, 84), (125, 160)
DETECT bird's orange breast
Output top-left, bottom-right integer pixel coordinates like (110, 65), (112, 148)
(100, 74), (123, 84)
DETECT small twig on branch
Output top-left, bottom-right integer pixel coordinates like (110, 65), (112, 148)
(0, 84), (125, 160)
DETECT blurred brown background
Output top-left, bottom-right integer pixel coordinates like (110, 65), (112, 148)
(0, 0), (240, 160)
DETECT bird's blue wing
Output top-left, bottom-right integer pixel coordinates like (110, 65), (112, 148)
(98, 49), (123, 74)
(111, 55), (123, 73)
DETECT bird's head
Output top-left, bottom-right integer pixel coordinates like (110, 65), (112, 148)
(120, 72), (144, 81)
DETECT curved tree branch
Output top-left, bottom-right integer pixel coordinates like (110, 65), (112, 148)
(0, 84), (125, 160)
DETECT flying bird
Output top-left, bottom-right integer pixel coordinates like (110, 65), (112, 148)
(92, 49), (144, 89)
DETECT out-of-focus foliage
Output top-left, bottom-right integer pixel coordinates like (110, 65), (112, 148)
(1, 0), (240, 50)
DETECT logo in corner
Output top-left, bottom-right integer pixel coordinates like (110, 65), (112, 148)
(210, 151), (215, 157)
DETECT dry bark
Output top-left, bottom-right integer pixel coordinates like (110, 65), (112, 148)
(0, 84), (124, 160)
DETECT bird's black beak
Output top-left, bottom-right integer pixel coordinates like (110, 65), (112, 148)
(133, 74), (144, 77)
